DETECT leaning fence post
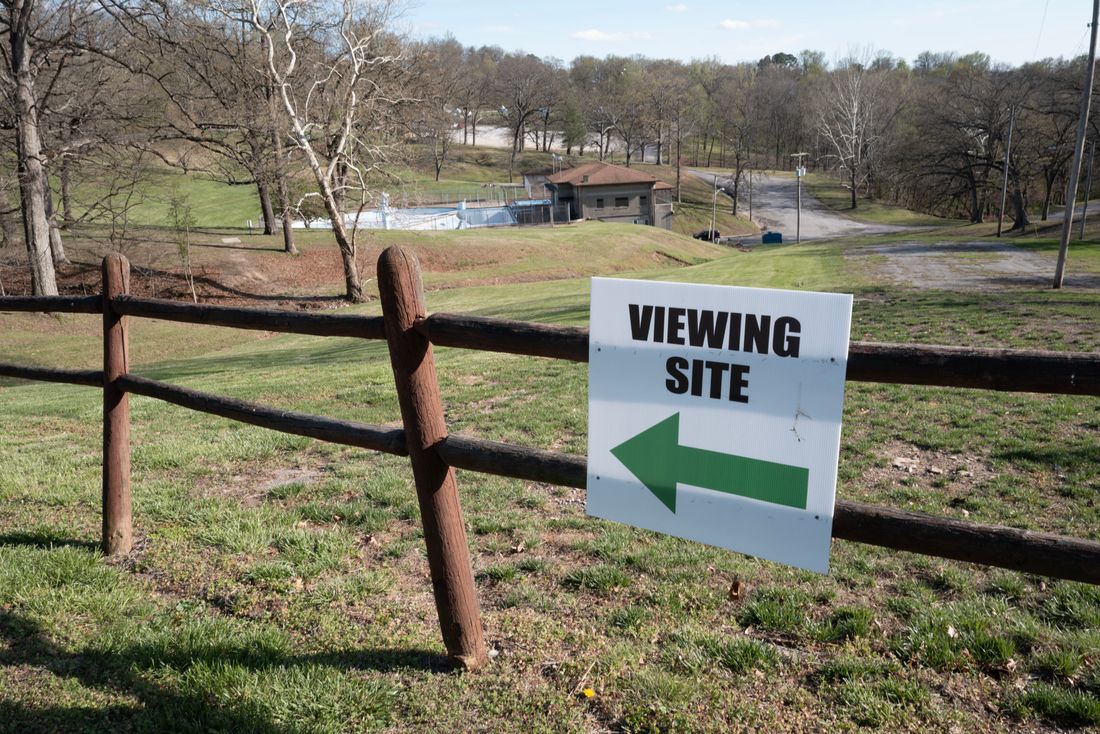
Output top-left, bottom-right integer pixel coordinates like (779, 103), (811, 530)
(378, 246), (487, 670)
(102, 254), (132, 555)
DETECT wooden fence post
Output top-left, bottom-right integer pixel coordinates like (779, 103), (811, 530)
(102, 254), (132, 555)
(378, 246), (487, 670)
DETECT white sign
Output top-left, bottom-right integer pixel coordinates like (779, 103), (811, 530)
(586, 277), (852, 573)
(796, 166), (806, 177)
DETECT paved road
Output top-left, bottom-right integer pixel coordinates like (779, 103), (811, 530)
(690, 170), (916, 241)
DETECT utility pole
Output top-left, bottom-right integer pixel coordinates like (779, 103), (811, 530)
(997, 107), (1015, 237)
(1055, 0), (1099, 288)
(791, 152), (808, 243)
(1080, 141), (1095, 238)
(748, 168), (753, 222)
(710, 177), (719, 242)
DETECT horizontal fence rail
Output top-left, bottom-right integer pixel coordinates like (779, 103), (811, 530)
(113, 297), (387, 339)
(0, 363), (103, 387)
(418, 313), (1100, 396)
(0, 295), (102, 313)
(118, 374), (407, 456)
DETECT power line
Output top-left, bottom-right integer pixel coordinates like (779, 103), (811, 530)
(1073, 26), (1091, 58)
(1033, 0), (1051, 59)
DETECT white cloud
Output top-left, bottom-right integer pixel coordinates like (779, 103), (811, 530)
(720, 18), (780, 30)
(666, 3), (688, 12)
(571, 28), (624, 41)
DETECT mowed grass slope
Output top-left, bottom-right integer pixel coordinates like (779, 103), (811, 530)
(2, 231), (1100, 732)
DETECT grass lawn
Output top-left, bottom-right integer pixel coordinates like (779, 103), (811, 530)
(802, 172), (965, 228)
(2, 199), (1100, 731)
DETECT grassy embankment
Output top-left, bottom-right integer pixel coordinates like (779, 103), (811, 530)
(2, 206), (1099, 732)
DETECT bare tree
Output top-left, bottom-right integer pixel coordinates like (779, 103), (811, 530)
(0, 0), (68, 294)
(406, 37), (462, 182)
(714, 65), (756, 214)
(494, 52), (555, 181)
(245, 0), (403, 303)
(818, 54), (899, 210)
(98, 0), (298, 241)
(604, 60), (651, 166)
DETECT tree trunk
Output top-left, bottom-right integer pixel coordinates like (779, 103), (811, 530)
(731, 171), (740, 216)
(0, 186), (17, 248)
(509, 122), (521, 183)
(851, 168), (857, 210)
(14, 58), (57, 295)
(321, 180), (362, 301)
(1011, 184), (1030, 230)
(43, 178), (68, 266)
(258, 181), (276, 235)
(268, 88), (297, 255)
(1041, 172), (1056, 221)
(968, 172), (983, 224)
(59, 157), (74, 226)
(279, 178), (296, 255)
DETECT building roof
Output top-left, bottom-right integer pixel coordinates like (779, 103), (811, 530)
(654, 181), (674, 190)
(546, 160), (662, 187)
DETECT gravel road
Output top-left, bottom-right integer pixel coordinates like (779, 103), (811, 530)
(689, 170), (915, 241)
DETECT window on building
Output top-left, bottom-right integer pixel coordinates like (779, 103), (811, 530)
(595, 197), (604, 208)
(615, 196), (629, 208)
(640, 195), (648, 208)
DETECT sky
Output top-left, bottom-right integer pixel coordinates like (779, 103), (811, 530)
(398, 0), (1088, 68)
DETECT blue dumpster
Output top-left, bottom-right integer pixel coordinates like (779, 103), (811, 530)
(762, 231), (783, 244)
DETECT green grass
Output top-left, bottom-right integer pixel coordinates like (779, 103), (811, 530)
(2, 214), (1099, 731)
(68, 166), (264, 229)
(802, 171), (964, 227)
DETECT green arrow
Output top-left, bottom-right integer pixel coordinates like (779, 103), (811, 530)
(610, 413), (809, 513)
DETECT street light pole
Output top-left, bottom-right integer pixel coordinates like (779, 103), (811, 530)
(791, 152), (808, 243)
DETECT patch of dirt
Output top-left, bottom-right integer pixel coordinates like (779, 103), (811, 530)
(857, 439), (999, 515)
(653, 249), (692, 266)
(0, 237), (553, 309)
(848, 240), (1100, 291)
(193, 462), (324, 507)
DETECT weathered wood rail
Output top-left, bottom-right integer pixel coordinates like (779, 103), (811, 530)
(3, 249), (1100, 669)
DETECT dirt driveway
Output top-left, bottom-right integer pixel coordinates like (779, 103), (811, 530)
(848, 240), (1100, 291)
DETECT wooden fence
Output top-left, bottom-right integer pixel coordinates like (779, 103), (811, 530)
(2, 249), (1100, 670)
